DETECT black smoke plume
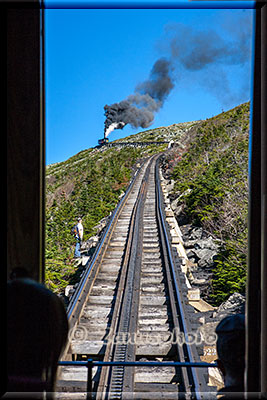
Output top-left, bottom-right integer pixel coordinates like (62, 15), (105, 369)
(104, 15), (251, 136)
(104, 58), (174, 136)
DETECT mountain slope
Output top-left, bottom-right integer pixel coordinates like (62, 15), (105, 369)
(162, 102), (250, 305)
(45, 143), (170, 292)
(45, 102), (250, 303)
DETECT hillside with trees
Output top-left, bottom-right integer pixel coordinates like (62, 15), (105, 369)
(46, 102), (250, 306)
(45, 144), (168, 292)
(162, 102), (250, 305)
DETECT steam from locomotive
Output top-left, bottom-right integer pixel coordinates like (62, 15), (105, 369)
(103, 16), (252, 137)
(104, 58), (174, 137)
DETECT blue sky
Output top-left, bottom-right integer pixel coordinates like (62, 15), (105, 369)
(45, 4), (254, 165)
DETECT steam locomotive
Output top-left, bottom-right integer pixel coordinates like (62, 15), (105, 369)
(98, 137), (109, 146)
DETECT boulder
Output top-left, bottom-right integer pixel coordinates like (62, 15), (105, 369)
(82, 235), (99, 251)
(214, 292), (245, 319)
(181, 225), (220, 269)
(189, 227), (203, 240)
(170, 197), (179, 212)
(194, 248), (218, 269)
(195, 236), (219, 251)
(93, 216), (109, 234)
(180, 223), (191, 236)
(186, 250), (199, 263)
(166, 179), (175, 192)
(174, 204), (185, 218)
(184, 239), (198, 249)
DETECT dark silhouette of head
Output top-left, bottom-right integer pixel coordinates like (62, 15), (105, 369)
(216, 314), (245, 389)
(7, 279), (68, 395)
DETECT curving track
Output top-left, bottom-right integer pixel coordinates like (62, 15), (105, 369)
(57, 155), (215, 399)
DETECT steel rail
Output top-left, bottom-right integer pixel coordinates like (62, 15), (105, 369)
(155, 158), (208, 399)
(96, 154), (209, 399)
(96, 157), (156, 399)
(62, 158), (150, 359)
(95, 171), (145, 397)
(116, 156), (152, 397)
(155, 162), (192, 396)
(59, 155), (211, 399)
(67, 169), (138, 318)
(58, 360), (217, 400)
(59, 360), (217, 368)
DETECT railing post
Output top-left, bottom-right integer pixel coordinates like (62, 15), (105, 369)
(87, 359), (93, 400)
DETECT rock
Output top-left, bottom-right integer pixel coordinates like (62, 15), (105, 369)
(191, 278), (207, 286)
(194, 248), (218, 268)
(174, 204), (185, 218)
(181, 224), (220, 269)
(182, 229), (218, 298)
(166, 179), (175, 192)
(190, 227), (203, 240)
(195, 236), (219, 251)
(93, 216), (109, 234)
(65, 285), (74, 297)
(184, 239), (198, 249)
(185, 244), (218, 269)
(82, 235), (99, 251)
(118, 191), (125, 200)
(169, 190), (192, 218)
(180, 224), (191, 235)
(170, 197), (179, 212)
(214, 293), (245, 318)
(186, 250), (199, 262)
(179, 188), (192, 198)
(81, 255), (89, 266)
(170, 197), (185, 218)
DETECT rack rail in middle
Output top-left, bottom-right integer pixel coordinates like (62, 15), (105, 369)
(58, 155), (210, 399)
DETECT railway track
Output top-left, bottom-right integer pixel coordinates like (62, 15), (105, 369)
(57, 155), (215, 399)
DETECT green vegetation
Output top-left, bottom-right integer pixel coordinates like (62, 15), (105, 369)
(170, 103), (250, 305)
(46, 103), (250, 305)
(45, 144), (164, 293)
